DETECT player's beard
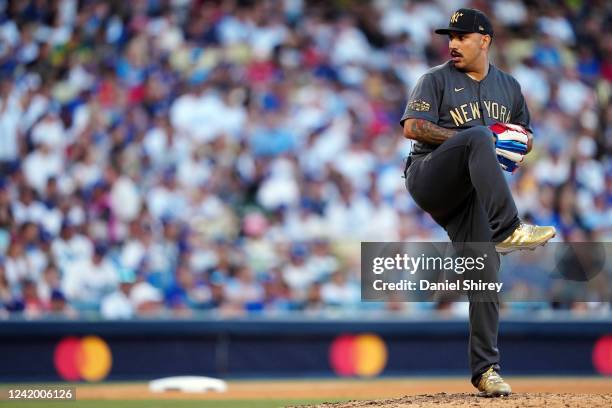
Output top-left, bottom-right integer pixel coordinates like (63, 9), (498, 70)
(450, 50), (467, 69)
(451, 57), (467, 70)
(452, 52), (479, 72)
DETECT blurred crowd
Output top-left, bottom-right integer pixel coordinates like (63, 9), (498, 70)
(0, 0), (610, 320)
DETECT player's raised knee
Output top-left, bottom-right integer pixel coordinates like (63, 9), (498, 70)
(460, 126), (495, 145)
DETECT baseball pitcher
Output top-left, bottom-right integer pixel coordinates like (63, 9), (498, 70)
(400, 8), (556, 397)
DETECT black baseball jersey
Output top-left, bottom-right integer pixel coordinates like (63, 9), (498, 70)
(400, 61), (532, 156)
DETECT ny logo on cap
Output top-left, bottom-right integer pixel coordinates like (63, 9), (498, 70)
(450, 12), (463, 24)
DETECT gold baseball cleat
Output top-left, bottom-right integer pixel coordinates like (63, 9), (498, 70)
(477, 366), (512, 397)
(495, 223), (556, 254)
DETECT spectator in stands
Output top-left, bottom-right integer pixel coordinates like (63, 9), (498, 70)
(101, 268), (136, 320)
(51, 220), (93, 275)
(130, 271), (164, 316)
(62, 242), (118, 310)
(21, 279), (45, 318)
(321, 270), (360, 308)
(4, 239), (33, 290)
(225, 265), (265, 312)
(37, 263), (62, 305)
(165, 263), (213, 312)
(0, 263), (12, 314)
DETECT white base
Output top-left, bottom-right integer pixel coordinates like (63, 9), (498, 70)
(149, 376), (228, 393)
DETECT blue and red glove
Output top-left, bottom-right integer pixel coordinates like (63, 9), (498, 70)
(488, 123), (529, 173)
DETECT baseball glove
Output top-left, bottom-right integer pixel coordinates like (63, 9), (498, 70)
(489, 122), (529, 173)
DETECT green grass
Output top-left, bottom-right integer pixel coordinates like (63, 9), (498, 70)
(0, 399), (345, 408)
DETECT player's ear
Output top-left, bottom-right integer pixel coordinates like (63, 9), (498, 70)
(481, 35), (490, 49)
(480, 35), (486, 48)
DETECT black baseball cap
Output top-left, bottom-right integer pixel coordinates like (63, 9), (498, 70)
(435, 8), (494, 37)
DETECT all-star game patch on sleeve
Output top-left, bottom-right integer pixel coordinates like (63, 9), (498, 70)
(400, 73), (440, 127)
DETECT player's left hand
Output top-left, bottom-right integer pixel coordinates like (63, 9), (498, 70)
(488, 122), (529, 174)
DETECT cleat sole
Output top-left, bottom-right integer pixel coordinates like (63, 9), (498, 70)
(478, 391), (511, 398)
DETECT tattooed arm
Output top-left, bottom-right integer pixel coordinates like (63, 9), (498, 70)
(402, 118), (457, 145)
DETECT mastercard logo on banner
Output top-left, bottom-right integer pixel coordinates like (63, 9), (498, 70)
(329, 334), (387, 377)
(593, 335), (612, 375)
(54, 336), (112, 381)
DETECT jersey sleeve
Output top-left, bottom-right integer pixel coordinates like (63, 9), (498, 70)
(511, 81), (533, 133)
(399, 73), (440, 127)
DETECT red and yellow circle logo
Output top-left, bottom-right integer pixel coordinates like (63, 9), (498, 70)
(54, 336), (112, 381)
(329, 334), (387, 377)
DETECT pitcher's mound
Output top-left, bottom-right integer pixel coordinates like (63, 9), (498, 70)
(294, 392), (612, 408)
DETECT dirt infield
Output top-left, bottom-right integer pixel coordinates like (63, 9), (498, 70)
(74, 377), (612, 405)
(294, 392), (612, 408)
